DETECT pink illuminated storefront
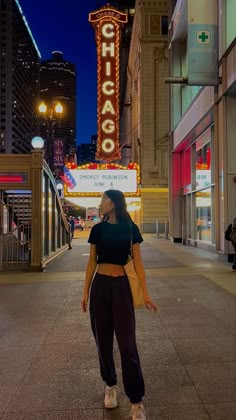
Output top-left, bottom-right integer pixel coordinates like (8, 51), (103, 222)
(170, 108), (215, 249)
(180, 126), (214, 245)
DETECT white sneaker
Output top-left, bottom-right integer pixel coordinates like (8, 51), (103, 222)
(131, 403), (146, 420)
(104, 385), (118, 409)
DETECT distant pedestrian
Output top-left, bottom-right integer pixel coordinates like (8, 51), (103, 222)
(79, 218), (85, 231)
(225, 217), (236, 271)
(69, 216), (75, 238)
(81, 189), (157, 420)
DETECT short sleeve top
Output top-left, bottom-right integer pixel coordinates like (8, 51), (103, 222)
(88, 220), (143, 265)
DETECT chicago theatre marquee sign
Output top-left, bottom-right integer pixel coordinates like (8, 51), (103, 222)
(89, 7), (128, 161)
(63, 7), (140, 199)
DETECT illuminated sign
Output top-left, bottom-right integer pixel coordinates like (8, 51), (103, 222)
(64, 162), (140, 197)
(188, 1), (218, 85)
(66, 169), (137, 194)
(0, 172), (28, 184)
(89, 7), (127, 161)
(196, 170), (211, 190)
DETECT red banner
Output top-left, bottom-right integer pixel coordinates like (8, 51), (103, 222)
(89, 7), (127, 161)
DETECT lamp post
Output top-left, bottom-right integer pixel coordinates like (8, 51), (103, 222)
(38, 101), (64, 173)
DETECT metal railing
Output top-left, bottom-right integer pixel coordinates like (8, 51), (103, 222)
(140, 219), (169, 239)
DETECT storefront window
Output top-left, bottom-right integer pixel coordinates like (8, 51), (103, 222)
(196, 140), (211, 190)
(196, 188), (212, 242)
(225, 0), (236, 49)
(182, 126), (214, 244)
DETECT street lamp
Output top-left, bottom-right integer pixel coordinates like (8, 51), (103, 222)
(56, 181), (64, 197)
(31, 136), (44, 150)
(38, 101), (64, 172)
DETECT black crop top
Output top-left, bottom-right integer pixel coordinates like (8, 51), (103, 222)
(88, 220), (143, 265)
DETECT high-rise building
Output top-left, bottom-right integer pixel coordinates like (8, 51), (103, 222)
(77, 135), (97, 165)
(0, 0), (40, 154)
(39, 51), (76, 170)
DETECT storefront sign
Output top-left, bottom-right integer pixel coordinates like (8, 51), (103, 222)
(66, 169), (137, 194)
(89, 7), (127, 161)
(196, 170), (211, 189)
(188, 0), (218, 85)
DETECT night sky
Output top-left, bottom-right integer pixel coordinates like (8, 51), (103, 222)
(19, 0), (99, 144)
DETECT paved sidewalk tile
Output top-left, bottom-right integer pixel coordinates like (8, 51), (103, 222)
(2, 410), (103, 419)
(5, 369), (103, 413)
(205, 402), (236, 420)
(185, 362), (236, 403)
(1, 235), (236, 419)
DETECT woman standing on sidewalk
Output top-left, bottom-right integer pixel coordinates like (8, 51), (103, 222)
(230, 218), (236, 271)
(81, 189), (157, 420)
(225, 217), (236, 271)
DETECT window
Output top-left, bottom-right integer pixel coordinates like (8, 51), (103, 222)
(225, 0), (236, 49)
(195, 141), (211, 190)
(161, 16), (168, 35)
(196, 188), (212, 242)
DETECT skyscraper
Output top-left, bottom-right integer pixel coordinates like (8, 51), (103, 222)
(39, 51), (76, 170)
(0, 0), (40, 154)
(76, 134), (97, 165)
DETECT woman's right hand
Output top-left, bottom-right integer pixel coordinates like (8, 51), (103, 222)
(143, 292), (157, 312)
(81, 291), (89, 312)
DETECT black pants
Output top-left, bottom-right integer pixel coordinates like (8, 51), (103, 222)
(232, 243), (236, 268)
(89, 273), (145, 404)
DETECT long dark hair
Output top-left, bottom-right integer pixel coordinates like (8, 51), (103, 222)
(103, 189), (132, 224)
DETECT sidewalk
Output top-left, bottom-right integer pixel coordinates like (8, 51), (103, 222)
(0, 236), (236, 419)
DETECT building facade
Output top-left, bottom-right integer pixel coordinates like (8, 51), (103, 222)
(121, 0), (169, 232)
(0, 0), (40, 154)
(39, 51), (76, 170)
(168, 0), (236, 259)
(77, 135), (97, 166)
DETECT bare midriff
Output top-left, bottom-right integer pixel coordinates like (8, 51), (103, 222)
(97, 263), (126, 277)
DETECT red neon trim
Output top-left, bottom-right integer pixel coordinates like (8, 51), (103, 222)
(0, 176), (24, 183)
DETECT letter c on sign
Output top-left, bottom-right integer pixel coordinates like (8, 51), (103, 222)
(102, 23), (115, 38)
(102, 81), (115, 95)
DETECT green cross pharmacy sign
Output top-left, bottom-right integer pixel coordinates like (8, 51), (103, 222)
(197, 30), (210, 45)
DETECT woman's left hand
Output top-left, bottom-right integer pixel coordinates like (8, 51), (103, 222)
(143, 293), (157, 312)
